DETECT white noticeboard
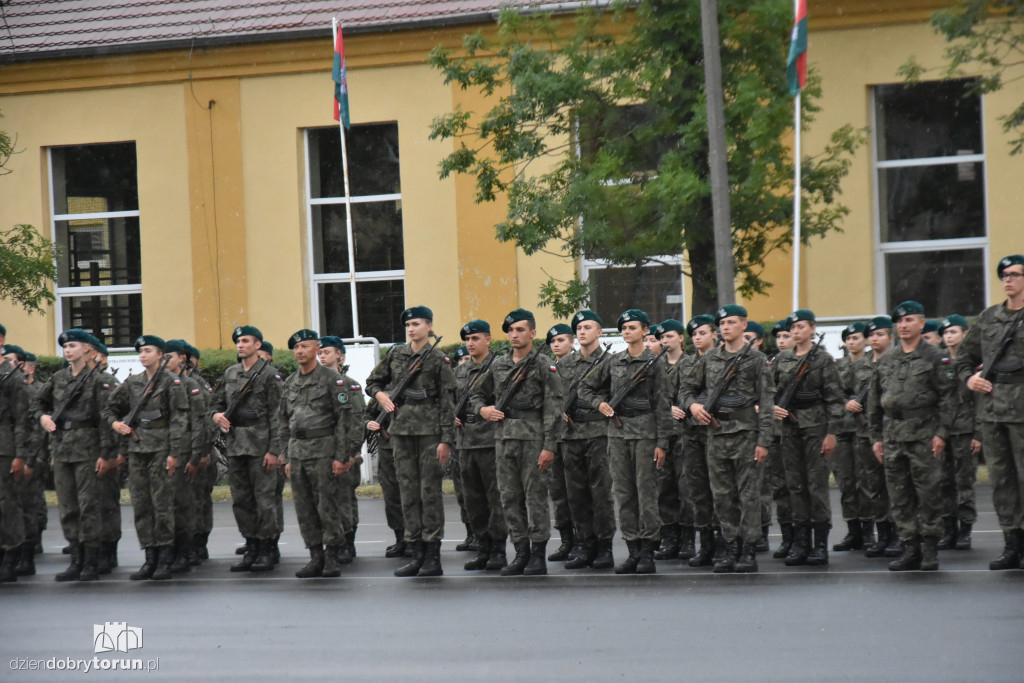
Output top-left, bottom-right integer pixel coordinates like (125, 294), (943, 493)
(105, 354), (145, 380)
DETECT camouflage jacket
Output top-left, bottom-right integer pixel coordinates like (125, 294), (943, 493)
(469, 349), (564, 451)
(662, 358), (685, 438)
(365, 343), (456, 444)
(0, 359), (29, 462)
(209, 360), (284, 457)
(21, 378), (46, 465)
(96, 369), (123, 460)
(559, 346), (612, 442)
(942, 355), (979, 437)
(679, 345), (775, 448)
(674, 352), (709, 438)
(578, 347), (673, 448)
(102, 369), (189, 456)
(454, 352), (498, 450)
(845, 354), (876, 439)
(868, 339), (955, 443)
(279, 364), (362, 464)
(771, 346), (845, 434)
(955, 302), (1024, 424)
(31, 364), (115, 464)
(178, 372), (209, 466)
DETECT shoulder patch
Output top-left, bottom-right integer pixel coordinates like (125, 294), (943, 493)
(275, 374), (282, 381)
(102, 383), (111, 390)
(191, 388), (200, 395)
(338, 392), (349, 404)
(444, 357), (451, 364)
(549, 365), (558, 372)
(337, 379), (345, 386)
(942, 357), (950, 364)
(350, 383), (361, 391)
(174, 379), (181, 385)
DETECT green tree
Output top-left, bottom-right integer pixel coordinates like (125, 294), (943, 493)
(428, 1), (863, 317)
(900, 1), (1024, 155)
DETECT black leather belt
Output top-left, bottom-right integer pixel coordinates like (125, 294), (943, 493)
(791, 399), (824, 409)
(293, 426), (334, 440)
(991, 372), (1024, 384)
(714, 406), (757, 422)
(504, 408), (541, 420)
(462, 414), (480, 424)
(61, 418), (98, 430)
(836, 433), (856, 442)
(888, 406), (934, 420)
(139, 418), (169, 429)
(570, 413), (605, 423)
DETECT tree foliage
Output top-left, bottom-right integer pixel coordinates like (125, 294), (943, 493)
(900, 0), (1024, 154)
(429, 0), (863, 317)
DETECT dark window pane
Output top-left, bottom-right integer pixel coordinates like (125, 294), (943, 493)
(885, 249), (984, 317)
(56, 216), (141, 287)
(875, 79), (981, 162)
(318, 282), (354, 338)
(352, 201), (404, 272)
(308, 123), (401, 198)
(579, 103), (675, 176)
(62, 293), (142, 349)
(311, 205), (350, 274)
(51, 142), (139, 214)
(879, 163), (985, 242)
(589, 265), (682, 327)
(356, 280), (405, 343)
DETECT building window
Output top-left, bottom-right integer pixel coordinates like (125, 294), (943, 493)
(49, 142), (142, 349)
(873, 79), (987, 317)
(305, 123), (405, 343)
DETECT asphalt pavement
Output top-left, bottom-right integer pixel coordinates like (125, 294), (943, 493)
(2, 485), (1022, 682)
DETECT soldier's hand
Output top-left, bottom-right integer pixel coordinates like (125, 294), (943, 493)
(966, 371), (993, 394)
(970, 439), (982, 455)
(367, 420), (381, 432)
(95, 457), (114, 478)
(10, 457), (24, 481)
(213, 412), (231, 432)
(821, 434), (836, 459)
(671, 405), (687, 421)
(773, 406), (789, 421)
(538, 449), (555, 472)
(185, 462), (199, 482)
(117, 454), (127, 469)
(285, 463), (292, 478)
(436, 442), (451, 467)
(263, 453), (279, 472)
(872, 441), (884, 463)
(653, 447), (666, 469)
(597, 402), (615, 418)
(23, 464), (33, 481)
(480, 406), (504, 422)
(845, 399), (863, 414)
(374, 392), (395, 412)
(754, 446), (768, 465)
(454, 417), (463, 429)
(199, 455), (211, 469)
(689, 403), (711, 425)
(40, 415), (57, 432)
(332, 460), (348, 476)
(931, 436), (946, 459)
(112, 420), (133, 436)
(167, 455), (178, 477)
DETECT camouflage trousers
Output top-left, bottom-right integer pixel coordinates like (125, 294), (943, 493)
(226, 455), (282, 541)
(657, 433), (694, 528)
(97, 464), (123, 543)
(128, 451), (175, 548)
(446, 448), (470, 527)
(496, 438), (550, 544)
(376, 444), (403, 532)
(20, 458), (48, 543)
(0, 457), (26, 551)
(779, 423), (832, 527)
(171, 467), (195, 538)
(682, 428), (716, 529)
(194, 460), (218, 535)
(765, 438), (792, 526)
(939, 433), (978, 525)
(275, 468), (286, 537)
(545, 447), (573, 533)
(562, 437), (616, 543)
(608, 437), (661, 543)
(338, 464), (360, 535)
(459, 446), (507, 542)
(981, 421), (1024, 533)
(290, 456), (345, 548)
(883, 438), (943, 541)
(830, 434), (888, 523)
(392, 434), (445, 543)
(707, 430), (763, 545)
(52, 458), (102, 546)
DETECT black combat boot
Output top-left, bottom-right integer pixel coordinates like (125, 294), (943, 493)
(937, 517), (958, 551)
(862, 521), (876, 548)
(785, 526), (810, 566)
(455, 526), (476, 552)
(615, 539), (641, 574)
(385, 529), (406, 558)
(34, 534), (43, 555)
(235, 539), (248, 555)
(523, 542), (547, 576)
(249, 539), (276, 572)
(230, 538), (258, 572)
(169, 535), (192, 574)
(548, 528), (575, 562)
(56, 543), (84, 582)
(96, 542), (113, 575)
(271, 536), (281, 564)
(989, 529), (1022, 570)
(15, 542), (35, 576)
(129, 548), (157, 581)
(62, 543), (72, 555)
(636, 539), (657, 574)
(501, 539), (531, 576)
(806, 525), (830, 566)
(394, 541), (425, 577)
(151, 546), (175, 580)
(735, 539), (758, 573)
(773, 524), (794, 559)
(954, 522), (972, 550)
(322, 546), (342, 578)
(296, 546), (325, 578)
(883, 529), (903, 558)
(565, 538), (596, 569)
(832, 520), (863, 551)
(418, 541), (444, 577)
(591, 538), (615, 569)
(197, 532), (210, 561)
(864, 521), (891, 558)
(0, 546), (19, 582)
(342, 531), (357, 561)
(78, 545), (100, 582)
(465, 535), (491, 570)
(754, 525), (770, 553)
(713, 538), (739, 573)
(920, 536), (939, 571)
(711, 527), (726, 565)
(888, 537), (922, 571)
(486, 536), (508, 571)
(338, 538), (355, 565)
(689, 527), (715, 567)
(654, 523), (681, 560)
(678, 525), (696, 560)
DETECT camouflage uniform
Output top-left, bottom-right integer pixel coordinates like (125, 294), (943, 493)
(280, 363), (362, 549)
(190, 373), (217, 543)
(336, 368), (366, 547)
(20, 377), (47, 549)
(94, 370), (124, 551)
(365, 343), (456, 544)
(842, 354), (890, 525)
(365, 400), (403, 536)
(657, 359), (694, 544)
(676, 353), (717, 531)
(209, 360), (284, 542)
(940, 355), (979, 528)
(171, 371), (209, 558)
(0, 359), (29, 555)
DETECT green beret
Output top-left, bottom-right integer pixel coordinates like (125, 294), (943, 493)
(745, 321), (765, 339)
(319, 335), (346, 353)
(997, 254), (1024, 279)
(687, 314), (716, 337)
(841, 321), (867, 341)
(401, 306), (433, 324)
(2, 344), (26, 360)
(0, 323), (5, 336)
(24, 352), (36, 363)
(787, 309), (816, 326)
(94, 342), (109, 355)
(714, 304), (747, 325)
(502, 308), (535, 333)
(647, 323), (664, 339)
(185, 343), (201, 360)
(891, 301), (925, 322)
(134, 334), (166, 351)
(257, 341), (271, 357)
(571, 309), (603, 332)
(453, 346), (469, 361)
(865, 316), (893, 335)
(58, 328), (96, 347)
(617, 309), (650, 330)
(231, 325), (263, 343)
(923, 320), (940, 334)
(460, 319), (490, 340)
(771, 319), (788, 337)
(288, 329), (319, 350)
(939, 314), (968, 333)
(163, 339), (188, 354)
(546, 323), (574, 345)
(659, 319), (685, 336)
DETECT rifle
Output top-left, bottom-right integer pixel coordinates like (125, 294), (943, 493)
(562, 344), (612, 426)
(606, 345), (668, 429)
(493, 344), (544, 415)
(852, 376), (871, 427)
(454, 349), (501, 430)
(980, 307), (1024, 382)
(701, 340), (755, 430)
(122, 355), (172, 442)
(0, 359), (24, 386)
(775, 333), (826, 425)
(374, 335), (444, 440)
(51, 364), (97, 443)
(222, 359), (269, 428)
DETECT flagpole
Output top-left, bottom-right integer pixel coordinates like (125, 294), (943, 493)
(333, 18), (358, 337)
(792, 89), (801, 312)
